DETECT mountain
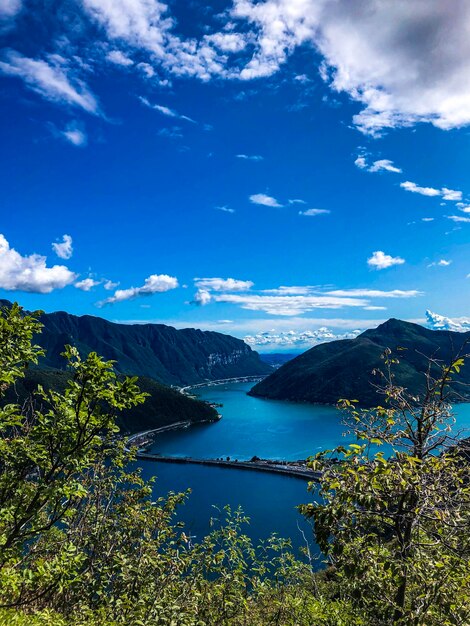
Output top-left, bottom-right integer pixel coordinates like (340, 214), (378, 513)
(4, 368), (219, 433)
(249, 318), (470, 407)
(259, 353), (300, 368)
(0, 301), (271, 386)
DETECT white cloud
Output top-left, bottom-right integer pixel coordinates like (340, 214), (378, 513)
(288, 198), (306, 205)
(249, 193), (282, 207)
(215, 206), (235, 214)
(446, 215), (470, 223)
(441, 187), (463, 201)
(98, 273), (178, 306)
(368, 159), (402, 174)
(211, 293), (370, 316)
(425, 310), (470, 333)
(103, 279), (119, 290)
(0, 234), (76, 293)
(52, 234), (73, 260)
(236, 154), (263, 161)
(326, 289), (421, 298)
(0, 0), (22, 19)
(75, 277), (101, 291)
(427, 259), (452, 268)
(422, 217), (434, 222)
(22, 1), (470, 136)
(194, 277), (254, 292)
(245, 326), (362, 348)
(106, 49), (134, 66)
(61, 122), (87, 147)
(138, 96), (195, 122)
(355, 154), (402, 173)
(193, 289), (212, 306)
(299, 208), (330, 216)
(0, 50), (99, 114)
(400, 181), (441, 197)
(367, 250), (405, 270)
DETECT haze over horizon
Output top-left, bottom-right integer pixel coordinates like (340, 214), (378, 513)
(1, 0), (470, 350)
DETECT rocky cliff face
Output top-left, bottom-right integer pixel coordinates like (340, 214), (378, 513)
(16, 305), (272, 386)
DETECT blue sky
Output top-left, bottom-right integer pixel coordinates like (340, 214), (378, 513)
(1, 0), (470, 350)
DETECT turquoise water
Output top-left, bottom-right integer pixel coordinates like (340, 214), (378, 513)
(140, 382), (470, 554)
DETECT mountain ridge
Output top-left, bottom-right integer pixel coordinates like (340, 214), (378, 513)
(0, 300), (271, 386)
(249, 318), (470, 407)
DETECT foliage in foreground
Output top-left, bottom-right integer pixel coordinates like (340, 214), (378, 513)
(0, 304), (359, 625)
(1, 303), (470, 625)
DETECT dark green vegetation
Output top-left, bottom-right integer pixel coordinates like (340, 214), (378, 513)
(0, 298), (268, 433)
(2, 300), (271, 385)
(251, 318), (470, 406)
(4, 368), (218, 433)
(2, 304), (470, 625)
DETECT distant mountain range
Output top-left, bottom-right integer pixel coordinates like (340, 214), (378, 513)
(1, 300), (271, 433)
(250, 318), (470, 407)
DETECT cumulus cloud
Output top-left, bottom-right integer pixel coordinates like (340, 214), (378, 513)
(193, 289), (212, 306)
(98, 273), (178, 306)
(103, 279), (119, 290)
(249, 193), (282, 207)
(0, 50), (99, 113)
(10, 1), (470, 136)
(400, 181), (441, 197)
(299, 208), (330, 216)
(245, 326), (362, 348)
(138, 96), (195, 122)
(442, 188), (463, 201)
(106, 49), (134, 66)
(367, 250), (405, 270)
(0, 234), (76, 293)
(75, 277), (101, 291)
(194, 277), (254, 292)
(355, 154), (402, 173)
(52, 234), (73, 260)
(425, 310), (470, 333)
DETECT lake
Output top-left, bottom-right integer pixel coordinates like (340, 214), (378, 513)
(138, 382), (470, 557)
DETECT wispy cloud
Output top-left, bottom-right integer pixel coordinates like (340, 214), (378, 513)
(52, 234), (73, 260)
(355, 154), (402, 173)
(75, 277), (101, 291)
(249, 193), (282, 207)
(427, 259), (452, 268)
(299, 208), (330, 217)
(400, 181), (441, 197)
(446, 215), (470, 223)
(367, 250), (405, 270)
(98, 274), (179, 306)
(236, 154), (263, 161)
(139, 96), (195, 123)
(0, 234), (76, 293)
(61, 122), (87, 147)
(194, 277), (253, 292)
(0, 50), (99, 114)
(215, 206), (235, 214)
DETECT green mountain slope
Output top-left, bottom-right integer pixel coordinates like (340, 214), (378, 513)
(249, 319), (470, 407)
(0, 300), (271, 386)
(5, 368), (218, 433)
